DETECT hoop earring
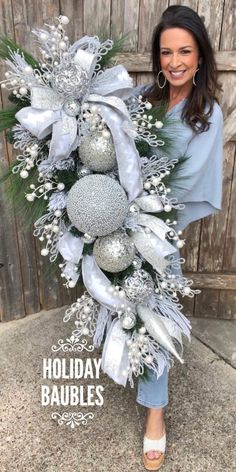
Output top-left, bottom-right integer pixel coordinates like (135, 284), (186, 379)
(157, 70), (166, 89)
(193, 68), (199, 86)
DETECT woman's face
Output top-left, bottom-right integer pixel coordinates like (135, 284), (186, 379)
(160, 27), (200, 90)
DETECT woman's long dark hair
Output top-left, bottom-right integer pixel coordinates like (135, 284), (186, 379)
(144, 5), (222, 133)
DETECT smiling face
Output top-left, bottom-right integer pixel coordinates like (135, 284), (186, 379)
(160, 27), (200, 93)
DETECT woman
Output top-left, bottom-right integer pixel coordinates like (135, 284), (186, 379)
(134, 5), (223, 471)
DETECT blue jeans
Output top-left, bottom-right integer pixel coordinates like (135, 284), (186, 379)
(136, 366), (169, 408)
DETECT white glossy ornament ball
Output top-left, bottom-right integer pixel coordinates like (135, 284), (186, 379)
(145, 102), (152, 110)
(24, 65), (33, 75)
(26, 193), (35, 202)
(57, 182), (65, 191)
(68, 281), (76, 288)
(59, 15), (70, 24)
(176, 240), (185, 248)
(45, 182), (53, 190)
(40, 32), (48, 42)
(139, 326), (146, 334)
(144, 181), (151, 190)
(59, 41), (67, 50)
(41, 248), (49, 256)
(164, 204), (172, 212)
(30, 150), (38, 158)
(52, 225), (59, 233)
(84, 306), (91, 314)
(54, 210), (62, 217)
(155, 121), (163, 129)
(152, 177), (160, 186)
(20, 170), (29, 179)
(81, 327), (89, 335)
(183, 286), (191, 295)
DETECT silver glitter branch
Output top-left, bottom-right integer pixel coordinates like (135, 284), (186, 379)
(63, 293), (100, 339)
(33, 209), (65, 261)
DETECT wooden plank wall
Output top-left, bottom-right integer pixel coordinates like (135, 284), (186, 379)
(0, 0), (235, 321)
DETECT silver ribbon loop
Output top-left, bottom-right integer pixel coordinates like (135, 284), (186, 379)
(88, 96), (142, 201)
(31, 86), (64, 110)
(101, 318), (130, 386)
(91, 65), (133, 99)
(73, 48), (97, 78)
(15, 56), (137, 170)
(82, 255), (135, 311)
(135, 214), (171, 241)
(57, 231), (84, 263)
(15, 107), (61, 140)
(49, 114), (78, 161)
(57, 232), (84, 284)
(131, 230), (176, 275)
(15, 85), (78, 161)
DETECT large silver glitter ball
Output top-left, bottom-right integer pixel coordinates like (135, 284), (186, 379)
(63, 98), (81, 116)
(79, 130), (117, 172)
(66, 175), (129, 237)
(122, 270), (155, 303)
(51, 64), (89, 98)
(93, 230), (136, 272)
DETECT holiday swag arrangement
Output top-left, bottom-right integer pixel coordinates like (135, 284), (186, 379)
(0, 16), (200, 388)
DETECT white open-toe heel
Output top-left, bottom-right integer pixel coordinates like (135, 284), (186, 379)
(143, 433), (166, 471)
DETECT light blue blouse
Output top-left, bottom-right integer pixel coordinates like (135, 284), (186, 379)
(133, 84), (224, 232)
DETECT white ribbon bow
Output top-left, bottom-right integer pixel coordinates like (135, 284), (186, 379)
(15, 42), (143, 200)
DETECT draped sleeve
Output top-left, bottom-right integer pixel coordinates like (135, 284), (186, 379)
(131, 84), (224, 232)
(169, 102), (224, 231)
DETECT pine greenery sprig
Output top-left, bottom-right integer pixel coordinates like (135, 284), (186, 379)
(0, 106), (20, 133)
(98, 35), (129, 69)
(0, 35), (39, 68)
(162, 153), (190, 187)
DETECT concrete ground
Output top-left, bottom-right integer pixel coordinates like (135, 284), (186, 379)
(0, 307), (235, 472)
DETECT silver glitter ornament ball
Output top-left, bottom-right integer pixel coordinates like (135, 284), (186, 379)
(51, 64), (89, 99)
(77, 165), (93, 179)
(122, 312), (137, 330)
(79, 130), (117, 172)
(63, 98), (81, 116)
(93, 230), (135, 273)
(67, 175), (129, 237)
(122, 269), (155, 303)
